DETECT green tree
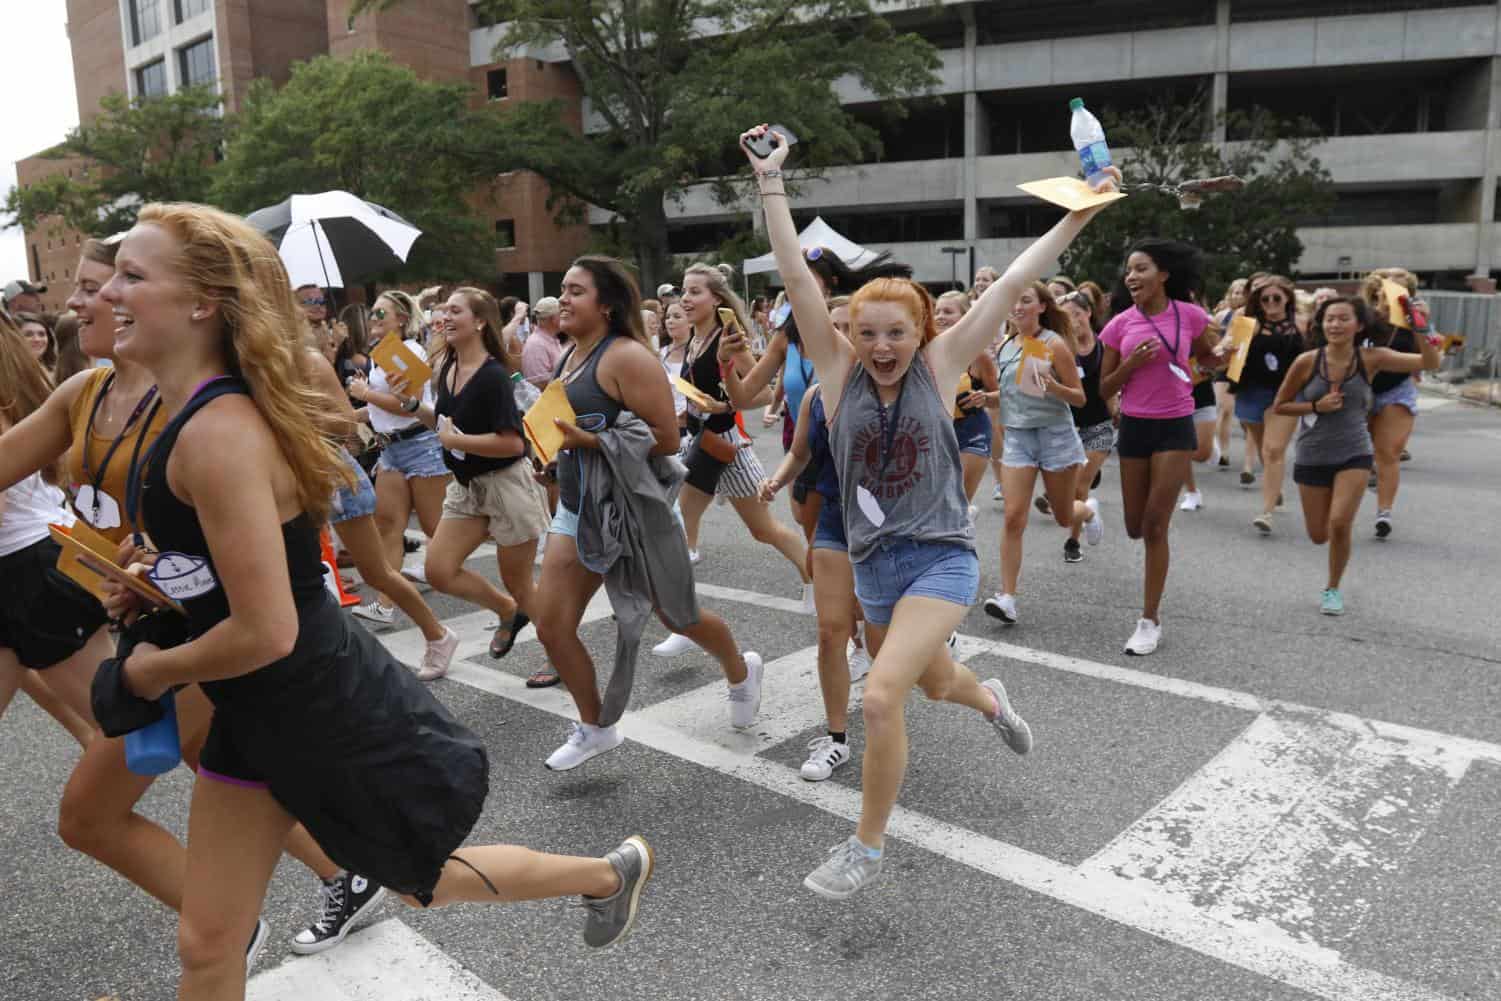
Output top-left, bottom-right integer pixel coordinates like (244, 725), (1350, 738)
(1061, 95), (1336, 300)
(4, 87), (229, 237)
(211, 52), (499, 282)
(357, 0), (942, 287)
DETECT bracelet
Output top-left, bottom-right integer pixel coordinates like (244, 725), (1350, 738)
(759, 191), (788, 199)
(400, 396), (420, 414)
(757, 169), (784, 179)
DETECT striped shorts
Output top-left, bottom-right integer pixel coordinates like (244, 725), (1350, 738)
(684, 427), (766, 499)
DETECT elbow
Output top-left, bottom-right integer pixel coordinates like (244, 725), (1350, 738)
(257, 620), (298, 666)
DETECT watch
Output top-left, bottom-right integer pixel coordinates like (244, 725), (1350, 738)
(400, 396), (420, 414)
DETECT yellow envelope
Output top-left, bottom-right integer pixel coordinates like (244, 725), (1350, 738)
(370, 332), (433, 393)
(674, 376), (718, 411)
(1225, 315), (1258, 384)
(1017, 335), (1052, 385)
(1017, 177), (1127, 212)
(49, 521), (185, 615)
(522, 379), (577, 465)
(1381, 279), (1410, 329)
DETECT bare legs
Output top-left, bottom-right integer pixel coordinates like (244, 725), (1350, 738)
(1258, 412), (1297, 518)
(338, 514), (444, 641)
(1298, 469), (1367, 588)
(424, 516), (518, 620)
(728, 496), (810, 584)
(371, 470), (449, 607)
(1370, 405), (1415, 513)
(999, 463), (1088, 594)
(811, 548), (858, 734)
(1119, 449), (1191, 622)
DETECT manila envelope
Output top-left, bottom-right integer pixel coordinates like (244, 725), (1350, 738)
(1018, 177), (1127, 212)
(49, 521), (185, 615)
(522, 379), (577, 465)
(1225, 315), (1258, 384)
(1381, 279), (1411, 329)
(370, 332), (433, 392)
(674, 376), (718, 411)
(1017, 335), (1052, 384)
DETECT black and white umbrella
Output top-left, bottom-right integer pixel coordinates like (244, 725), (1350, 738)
(245, 190), (422, 289)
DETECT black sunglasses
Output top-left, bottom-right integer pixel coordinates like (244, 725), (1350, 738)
(300, 296), (327, 307)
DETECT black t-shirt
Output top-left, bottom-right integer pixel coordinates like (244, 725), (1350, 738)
(1072, 340), (1111, 428)
(434, 355), (523, 485)
(1364, 324), (1417, 394)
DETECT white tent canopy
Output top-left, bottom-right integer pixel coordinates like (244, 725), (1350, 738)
(742, 216), (882, 277)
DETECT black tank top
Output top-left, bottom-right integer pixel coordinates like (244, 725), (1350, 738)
(683, 325), (735, 433)
(1073, 339), (1111, 428)
(555, 334), (625, 512)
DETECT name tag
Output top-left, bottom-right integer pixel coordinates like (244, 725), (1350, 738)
(148, 552), (219, 600)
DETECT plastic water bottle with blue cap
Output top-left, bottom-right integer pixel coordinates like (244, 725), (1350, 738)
(1069, 98), (1112, 191)
(126, 691), (181, 775)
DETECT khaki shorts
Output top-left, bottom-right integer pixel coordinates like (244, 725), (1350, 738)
(441, 461), (550, 547)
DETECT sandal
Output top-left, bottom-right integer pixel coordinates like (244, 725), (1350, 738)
(489, 611), (530, 659)
(525, 666), (561, 688)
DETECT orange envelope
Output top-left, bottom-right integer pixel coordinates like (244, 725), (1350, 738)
(1381, 279), (1411, 329)
(522, 379), (576, 464)
(1017, 335), (1052, 384)
(370, 332), (433, 393)
(1225, 315), (1258, 384)
(1018, 177), (1127, 212)
(674, 376), (718, 410)
(49, 521), (185, 615)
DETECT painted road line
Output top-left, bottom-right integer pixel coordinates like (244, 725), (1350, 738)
(380, 589), (615, 667)
(248, 919), (511, 1001)
(434, 658), (1459, 1001)
(1086, 713), (1469, 954)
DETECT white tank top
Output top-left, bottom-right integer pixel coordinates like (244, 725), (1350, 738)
(368, 338), (436, 434)
(1, 472), (73, 557)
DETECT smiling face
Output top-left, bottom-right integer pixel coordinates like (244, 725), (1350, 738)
(296, 285), (327, 324)
(1009, 286), (1046, 334)
(66, 257), (119, 360)
(1124, 252), (1168, 309)
(443, 292), (480, 345)
(972, 269), (995, 296)
(664, 302), (690, 344)
(370, 295), (406, 339)
(101, 222), (207, 368)
(1254, 285), (1289, 321)
(558, 266), (607, 339)
(20, 321), (49, 360)
(851, 300), (920, 389)
(1061, 300), (1093, 340)
(678, 271), (718, 327)
(934, 298), (965, 331)
(1319, 302), (1361, 346)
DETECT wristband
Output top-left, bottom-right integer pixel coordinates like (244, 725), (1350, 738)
(400, 396), (420, 414)
(757, 169), (784, 179)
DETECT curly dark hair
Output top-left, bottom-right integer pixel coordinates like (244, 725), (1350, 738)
(1109, 238), (1204, 315)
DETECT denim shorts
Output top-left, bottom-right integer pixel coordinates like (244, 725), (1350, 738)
(1234, 384), (1278, 424)
(375, 428), (449, 479)
(1002, 423), (1086, 472)
(811, 500), (847, 552)
(330, 451), (378, 525)
(954, 410), (993, 457)
(1372, 379), (1419, 416)
(549, 500), (685, 540)
(852, 539), (977, 626)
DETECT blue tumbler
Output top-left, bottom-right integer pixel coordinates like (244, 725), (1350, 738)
(125, 690), (181, 775)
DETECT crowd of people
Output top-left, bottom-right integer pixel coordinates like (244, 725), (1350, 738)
(0, 122), (1443, 997)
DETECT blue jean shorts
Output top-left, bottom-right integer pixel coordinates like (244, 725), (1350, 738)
(549, 501), (685, 540)
(1234, 384), (1278, 424)
(1002, 423), (1086, 472)
(1372, 379), (1419, 416)
(330, 450), (378, 524)
(954, 410), (994, 457)
(852, 539), (978, 626)
(811, 500), (847, 552)
(375, 428), (449, 479)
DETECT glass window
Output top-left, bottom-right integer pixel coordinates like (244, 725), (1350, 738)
(127, 0), (163, 46)
(487, 68), (508, 101)
(175, 0), (211, 21)
(178, 37), (216, 88)
(135, 59), (168, 98)
(495, 219), (516, 249)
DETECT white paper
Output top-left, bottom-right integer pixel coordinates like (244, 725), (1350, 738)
(856, 485), (886, 528)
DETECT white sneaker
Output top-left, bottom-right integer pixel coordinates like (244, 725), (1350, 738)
(417, 627), (459, 682)
(992, 483), (1003, 503)
(1179, 490), (1204, 512)
(652, 632), (697, 658)
(847, 643), (871, 683)
(727, 652), (764, 729)
(981, 679), (1033, 755)
(946, 631), (959, 655)
(983, 592), (1018, 625)
(801, 582), (816, 614)
(1123, 618), (1161, 656)
(800, 736), (852, 781)
(1208, 440), (1222, 466)
(688, 548), (701, 564)
(1083, 497), (1104, 546)
(352, 601), (395, 625)
(545, 722), (624, 771)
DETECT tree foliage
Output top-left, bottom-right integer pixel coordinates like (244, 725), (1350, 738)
(4, 87), (229, 237)
(1061, 94), (1336, 300)
(357, 0), (942, 286)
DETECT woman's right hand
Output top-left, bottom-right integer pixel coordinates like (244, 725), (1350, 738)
(1314, 389), (1343, 414)
(718, 326), (750, 362)
(346, 377), (371, 402)
(757, 475), (784, 503)
(740, 124), (790, 173)
(1126, 339), (1159, 370)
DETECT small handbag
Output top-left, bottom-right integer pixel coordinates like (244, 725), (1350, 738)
(695, 428), (737, 464)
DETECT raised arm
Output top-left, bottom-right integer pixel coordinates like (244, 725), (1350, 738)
(1365, 327), (1440, 376)
(721, 327), (788, 409)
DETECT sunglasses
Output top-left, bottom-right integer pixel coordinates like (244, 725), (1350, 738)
(372, 307), (389, 320)
(300, 297), (327, 307)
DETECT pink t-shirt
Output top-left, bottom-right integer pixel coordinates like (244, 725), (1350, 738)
(1099, 301), (1209, 419)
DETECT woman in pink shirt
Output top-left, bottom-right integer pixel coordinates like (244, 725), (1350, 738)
(1098, 240), (1223, 656)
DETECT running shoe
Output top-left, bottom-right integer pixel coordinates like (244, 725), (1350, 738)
(1252, 512), (1273, 535)
(417, 627), (459, 682)
(803, 836), (883, 900)
(983, 592), (1018, 625)
(581, 836), (654, 948)
(246, 918), (270, 975)
(1179, 490), (1204, 512)
(1207, 441), (1221, 466)
(652, 632), (696, 657)
(946, 631), (959, 654)
(800, 736), (852, 781)
(1320, 588), (1345, 616)
(1091, 468), (1103, 489)
(848, 644), (871, 683)
(1400, 448), (1412, 462)
(1374, 510), (1393, 539)
(1063, 538), (1083, 563)
(727, 652), (764, 729)
(1083, 497), (1104, 546)
(981, 678), (1033, 755)
(688, 548), (701, 564)
(352, 601), (395, 626)
(1034, 495), (1052, 516)
(402, 533), (423, 554)
(992, 483), (1003, 503)
(291, 871), (387, 955)
(1123, 617), (1161, 656)
(1218, 455), (1230, 468)
(1240, 470), (1256, 486)
(801, 582), (816, 614)
(545, 722), (624, 771)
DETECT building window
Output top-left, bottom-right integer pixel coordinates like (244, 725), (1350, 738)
(135, 59), (168, 98)
(487, 68), (508, 101)
(175, 0), (211, 21)
(178, 37), (216, 88)
(495, 219), (516, 249)
(127, 0), (163, 46)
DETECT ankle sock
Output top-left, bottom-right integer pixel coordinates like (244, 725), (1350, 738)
(828, 731), (846, 744)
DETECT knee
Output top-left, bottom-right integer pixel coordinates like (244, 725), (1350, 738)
(534, 609), (574, 651)
(917, 672), (952, 703)
(423, 556), (458, 591)
(57, 792), (111, 856)
(1374, 444), (1401, 465)
(1328, 513), (1354, 540)
(373, 510), (404, 537)
(177, 915), (244, 978)
(1308, 527), (1329, 546)
(861, 685), (903, 731)
(1124, 518), (1143, 541)
(1140, 514), (1171, 544)
(816, 619), (850, 654)
(1051, 506), (1072, 529)
(747, 518), (781, 546)
(1002, 510), (1029, 537)
(1263, 442), (1287, 464)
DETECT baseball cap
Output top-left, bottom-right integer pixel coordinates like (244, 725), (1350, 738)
(533, 296), (560, 317)
(656, 283), (680, 298)
(3, 279), (47, 304)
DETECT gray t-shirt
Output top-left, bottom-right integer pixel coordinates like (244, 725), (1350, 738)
(828, 355), (974, 563)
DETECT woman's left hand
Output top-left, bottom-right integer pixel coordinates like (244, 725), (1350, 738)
(700, 397), (733, 415)
(960, 390), (989, 410)
(122, 642), (167, 701)
(555, 419), (600, 451)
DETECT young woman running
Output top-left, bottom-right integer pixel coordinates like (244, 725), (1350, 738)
(531, 256), (760, 771)
(1212, 278), (1248, 470)
(1178, 356), (1224, 512)
(346, 290), (450, 625)
(1098, 239), (1222, 656)
(1232, 275), (1303, 534)
(661, 301), (693, 443)
(746, 124), (1056, 898)
(933, 291), (1000, 515)
(1358, 270), (1431, 539)
(98, 204), (652, 999)
(1057, 290), (1115, 555)
(1273, 296), (1437, 614)
(981, 282), (1100, 622)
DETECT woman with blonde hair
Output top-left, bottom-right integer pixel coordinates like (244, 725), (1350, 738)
(1358, 268), (1431, 539)
(1211, 277), (1249, 469)
(1231, 274), (1303, 534)
(933, 290), (1000, 511)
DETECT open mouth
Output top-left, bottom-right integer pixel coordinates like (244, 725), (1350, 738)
(872, 357), (898, 376)
(113, 311), (135, 336)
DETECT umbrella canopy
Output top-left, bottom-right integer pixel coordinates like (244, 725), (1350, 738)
(741, 216), (882, 277)
(245, 190), (422, 289)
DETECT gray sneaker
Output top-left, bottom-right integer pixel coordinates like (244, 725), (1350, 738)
(803, 836), (884, 900)
(581, 836), (654, 948)
(982, 679), (1033, 755)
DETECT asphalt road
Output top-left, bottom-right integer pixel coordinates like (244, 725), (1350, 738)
(3, 389), (1498, 1001)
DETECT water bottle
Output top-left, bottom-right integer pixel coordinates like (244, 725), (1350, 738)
(1069, 98), (1112, 190)
(125, 690), (181, 775)
(512, 370), (542, 411)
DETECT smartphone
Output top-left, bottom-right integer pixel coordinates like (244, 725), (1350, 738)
(741, 125), (799, 159)
(717, 307), (739, 332)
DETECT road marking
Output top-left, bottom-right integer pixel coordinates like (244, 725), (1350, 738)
(248, 919), (511, 1001)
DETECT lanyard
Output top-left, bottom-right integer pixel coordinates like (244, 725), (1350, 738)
(125, 375), (237, 549)
(1142, 302), (1181, 359)
(80, 374), (161, 515)
(873, 372), (907, 481)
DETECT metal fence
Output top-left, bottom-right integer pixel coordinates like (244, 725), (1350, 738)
(1425, 291), (1501, 370)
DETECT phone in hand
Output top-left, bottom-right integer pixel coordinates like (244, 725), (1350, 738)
(717, 307), (739, 333)
(741, 125), (799, 159)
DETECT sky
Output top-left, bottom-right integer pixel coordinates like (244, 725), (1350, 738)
(0, 5), (82, 285)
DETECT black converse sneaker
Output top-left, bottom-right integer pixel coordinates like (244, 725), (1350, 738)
(290, 871), (387, 955)
(246, 918), (269, 975)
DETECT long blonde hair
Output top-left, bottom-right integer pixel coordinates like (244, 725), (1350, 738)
(684, 262), (752, 339)
(136, 203), (353, 520)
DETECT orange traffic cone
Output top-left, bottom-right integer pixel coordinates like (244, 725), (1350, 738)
(320, 528), (361, 608)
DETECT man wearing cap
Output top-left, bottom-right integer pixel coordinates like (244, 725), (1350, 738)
(3, 280), (47, 314)
(656, 282), (680, 304)
(521, 295), (565, 389)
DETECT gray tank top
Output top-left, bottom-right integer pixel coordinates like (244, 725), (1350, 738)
(1295, 347), (1374, 466)
(996, 329), (1073, 429)
(829, 354), (974, 563)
